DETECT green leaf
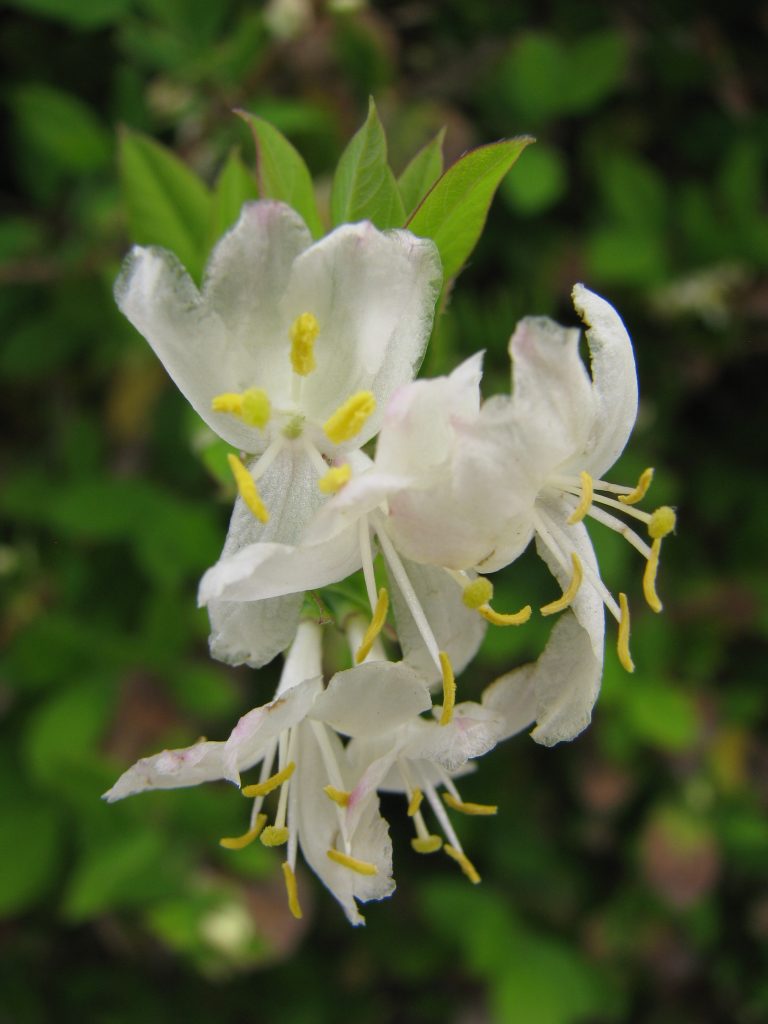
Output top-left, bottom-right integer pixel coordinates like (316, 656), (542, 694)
(407, 137), (534, 280)
(209, 149), (258, 247)
(330, 98), (405, 229)
(12, 84), (111, 174)
(0, 797), (61, 915)
(119, 128), (212, 282)
(397, 128), (445, 217)
(239, 111), (323, 238)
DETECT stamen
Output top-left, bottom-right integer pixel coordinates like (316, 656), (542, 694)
(618, 467), (654, 505)
(649, 506), (676, 539)
(411, 836), (443, 854)
(261, 825), (289, 847)
(355, 587), (389, 663)
(438, 652), (456, 726)
(227, 453), (269, 523)
(478, 603), (532, 626)
(323, 785), (351, 807)
(643, 538), (663, 613)
(242, 762), (295, 798)
(323, 392), (376, 445)
(318, 463), (351, 495)
(211, 392), (243, 416)
(540, 552), (584, 616)
(442, 793), (498, 816)
(444, 844), (481, 884)
(617, 592), (635, 673)
(240, 387), (271, 429)
(407, 789), (423, 817)
(219, 813), (268, 850)
(289, 312), (320, 376)
(462, 577), (494, 609)
(327, 849), (378, 876)
(281, 862), (303, 919)
(567, 471), (594, 524)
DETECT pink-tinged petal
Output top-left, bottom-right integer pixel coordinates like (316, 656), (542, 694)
(403, 703), (503, 772)
(103, 741), (228, 802)
(311, 661), (432, 738)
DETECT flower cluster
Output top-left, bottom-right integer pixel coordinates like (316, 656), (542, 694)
(107, 200), (675, 924)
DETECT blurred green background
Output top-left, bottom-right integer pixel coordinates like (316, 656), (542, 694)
(1, 1), (767, 1022)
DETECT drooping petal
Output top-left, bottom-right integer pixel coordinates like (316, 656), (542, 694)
(208, 593), (304, 670)
(481, 663), (538, 741)
(284, 223), (442, 444)
(102, 741), (228, 803)
(310, 661), (432, 738)
(404, 702), (503, 773)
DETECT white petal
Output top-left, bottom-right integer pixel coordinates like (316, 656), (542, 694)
(102, 741), (228, 802)
(310, 661), (432, 737)
(284, 223), (442, 444)
(481, 664), (538, 741)
(571, 284), (638, 478)
(403, 703), (503, 772)
(208, 594), (303, 670)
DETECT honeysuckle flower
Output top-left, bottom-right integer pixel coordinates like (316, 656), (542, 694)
(104, 620), (436, 926)
(115, 200), (441, 668)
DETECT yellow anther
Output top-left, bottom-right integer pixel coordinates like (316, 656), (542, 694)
(323, 785), (351, 807)
(282, 862), (303, 919)
(242, 762), (295, 798)
(438, 651), (456, 726)
(261, 825), (289, 847)
(478, 603), (532, 627)
(643, 537), (663, 613)
(462, 577), (494, 609)
(617, 592), (635, 673)
(289, 312), (320, 376)
(219, 813), (268, 850)
(240, 387), (271, 428)
(407, 789), (423, 817)
(649, 505), (676, 539)
(540, 553), (584, 616)
(444, 845), (481, 885)
(442, 793), (498, 816)
(355, 587), (389, 663)
(323, 391), (376, 445)
(618, 467), (654, 505)
(568, 470), (594, 524)
(227, 453), (269, 523)
(318, 463), (352, 495)
(212, 392), (243, 416)
(327, 849), (378, 876)
(411, 835), (443, 854)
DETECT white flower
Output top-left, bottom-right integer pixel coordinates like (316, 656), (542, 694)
(103, 620), (435, 926)
(115, 200), (441, 668)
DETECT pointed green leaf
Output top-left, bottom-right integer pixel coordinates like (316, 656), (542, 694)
(331, 98), (405, 229)
(209, 148), (258, 246)
(397, 128), (445, 217)
(239, 111), (323, 238)
(119, 128), (212, 282)
(407, 137), (535, 281)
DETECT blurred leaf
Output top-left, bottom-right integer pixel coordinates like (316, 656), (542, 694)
(407, 137), (534, 280)
(397, 128), (445, 217)
(330, 98), (405, 229)
(119, 128), (212, 281)
(11, 84), (111, 174)
(5, 0), (129, 28)
(240, 112), (323, 238)
(498, 33), (567, 123)
(587, 225), (667, 286)
(209, 149), (258, 247)
(622, 676), (699, 752)
(565, 31), (629, 113)
(596, 152), (667, 229)
(502, 141), (567, 215)
(0, 791), (61, 915)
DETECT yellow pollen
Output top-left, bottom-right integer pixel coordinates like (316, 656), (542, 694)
(323, 391), (376, 445)
(323, 785), (351, 807)
(327, 849), (378, 876)
(478, 603), (532, 627)
(649, 505), (676, 539)
(407, 789), (423, 817)
(242, 761), (295, 798)
(617, 592), (635, 673)
(240, 387), (271, 428)
(462, 577), (494, 609)
(442, 793), (498, 816)
(261, 825), (289, 847)
(355, 587), (389, 663)
(619, 467), (654, 505)
(289, 312), (319, 376)
(643, 537), (664, 613)
(540, 553), (584, 616)
(438, 651), (456, 726)
(227, 453), (269, 523)
(219, 813), (268, 850)
(567, 470), (594, 524)
(411, 835), (443, 854)
(211, 392), (243, 416)
(444, 845), (481, 884)
(281, 862), (303, 919)
(318, 463), (352, 495)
